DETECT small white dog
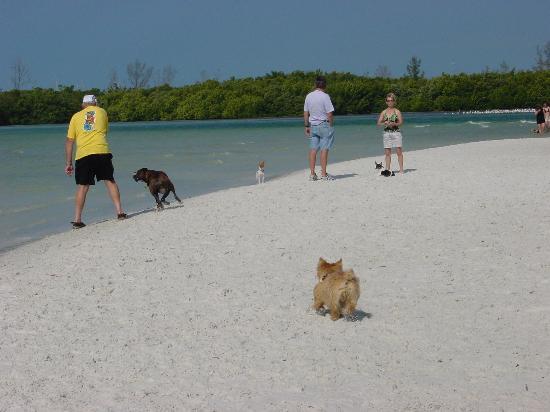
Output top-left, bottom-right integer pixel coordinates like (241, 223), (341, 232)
(256, 160), (265, 184)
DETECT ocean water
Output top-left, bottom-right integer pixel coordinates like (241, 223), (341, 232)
(0, 112), (538, 251)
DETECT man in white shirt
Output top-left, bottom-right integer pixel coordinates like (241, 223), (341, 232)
(304, 76), (335, 181)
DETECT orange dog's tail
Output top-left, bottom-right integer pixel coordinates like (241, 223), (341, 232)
(340, 269), (360, 299)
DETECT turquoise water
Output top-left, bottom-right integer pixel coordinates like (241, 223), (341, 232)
(0, 113), (537, 251)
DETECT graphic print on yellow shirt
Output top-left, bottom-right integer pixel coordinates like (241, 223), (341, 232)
(84, 111), (96, 131)
(67, 106), (110, 160)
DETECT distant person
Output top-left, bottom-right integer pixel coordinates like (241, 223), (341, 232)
(377, 93), (404, 174)
(65, 95), (126, 228)
(535, 105), (545, 135)
(304, 76), (335, 181)
(543, 102), (550, 130)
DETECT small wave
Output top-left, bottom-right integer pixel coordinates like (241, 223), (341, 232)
(6, 219), (49, 235)
(456, 109), (533, 114)
(467, 121), (490, 128)
(12, 149), (24, 155)
(520, 120), (536, 124)
(164, 153), (175, 158)
(413, 125), (430, 128)
(0, 203), (49, 215)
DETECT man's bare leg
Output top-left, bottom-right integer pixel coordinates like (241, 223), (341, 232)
(309, 149), (317, 176)
(74, 184), (90, 223)
(320, 149), (329, 176)
(104, 180), (124, 215)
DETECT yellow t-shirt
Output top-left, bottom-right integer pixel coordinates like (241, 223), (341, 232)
(67, 106), (110, 160)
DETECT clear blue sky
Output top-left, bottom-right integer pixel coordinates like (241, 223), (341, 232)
(1, 0), (547, 90)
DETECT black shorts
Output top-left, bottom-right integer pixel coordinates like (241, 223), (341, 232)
(75, 153), (115, 185)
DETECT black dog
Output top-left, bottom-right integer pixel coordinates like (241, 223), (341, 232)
(380, 169), (395, 177)
(133, 168), (182, 209)
(375, 161), (383, 169)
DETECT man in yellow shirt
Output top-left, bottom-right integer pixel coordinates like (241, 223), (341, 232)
(65, 95), (126, 228)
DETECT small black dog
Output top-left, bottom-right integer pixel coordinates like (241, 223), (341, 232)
(375, 161), (383, 169)
(133, 168), (182, 209)
(380, 170), (395, 177)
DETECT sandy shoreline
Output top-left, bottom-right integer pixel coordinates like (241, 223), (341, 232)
(1, 138), (549, 411)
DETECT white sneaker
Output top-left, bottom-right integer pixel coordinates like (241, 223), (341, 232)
(309, 173), (318, 181)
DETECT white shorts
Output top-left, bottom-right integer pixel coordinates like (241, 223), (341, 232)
(383, 131), (403, 149)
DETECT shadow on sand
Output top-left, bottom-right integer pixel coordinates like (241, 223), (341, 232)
(351, 310), (372, 321)
(332, 173), (358, 180)
(316, 308), (372, 322)
(127, 203), (185, 219)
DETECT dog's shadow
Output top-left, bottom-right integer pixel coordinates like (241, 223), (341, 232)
(352, 310), (372, 321)
(127, 203), (185, 219)
(316, 308), (372, 322)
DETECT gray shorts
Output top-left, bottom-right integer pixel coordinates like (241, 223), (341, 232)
(383, 131), (403, 149)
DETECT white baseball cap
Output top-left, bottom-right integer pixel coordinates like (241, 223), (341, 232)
(82, 94), (97, 104)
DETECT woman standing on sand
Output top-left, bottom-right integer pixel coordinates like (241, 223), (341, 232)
(535, 105), (545, 135)
(377, 93), (404, 174)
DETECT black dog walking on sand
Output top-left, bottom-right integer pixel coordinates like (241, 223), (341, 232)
(133, 168), (182, 209)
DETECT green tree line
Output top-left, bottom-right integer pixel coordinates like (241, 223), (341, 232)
(1, 70), (549, 126)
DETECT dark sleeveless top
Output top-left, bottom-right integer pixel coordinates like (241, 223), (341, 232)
(536, 110), (545, 124)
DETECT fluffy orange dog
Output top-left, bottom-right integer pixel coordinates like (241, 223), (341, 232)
(313, 258), (360, 321)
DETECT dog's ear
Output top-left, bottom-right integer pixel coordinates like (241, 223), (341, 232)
(318, 257), (327, 265)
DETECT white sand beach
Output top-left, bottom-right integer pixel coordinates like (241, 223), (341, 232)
(1, 138), (549, 411)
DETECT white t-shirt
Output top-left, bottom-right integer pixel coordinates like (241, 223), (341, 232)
(304, 90), (334, 126)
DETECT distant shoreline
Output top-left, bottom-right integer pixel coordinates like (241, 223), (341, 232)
(0, 109), (537, 129)
(1, 69), (548, 126)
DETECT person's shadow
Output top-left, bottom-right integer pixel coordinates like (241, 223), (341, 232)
(127, 203), (185, 219)
(332, 173), (358, 180)
(402, 168), (417, 174)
